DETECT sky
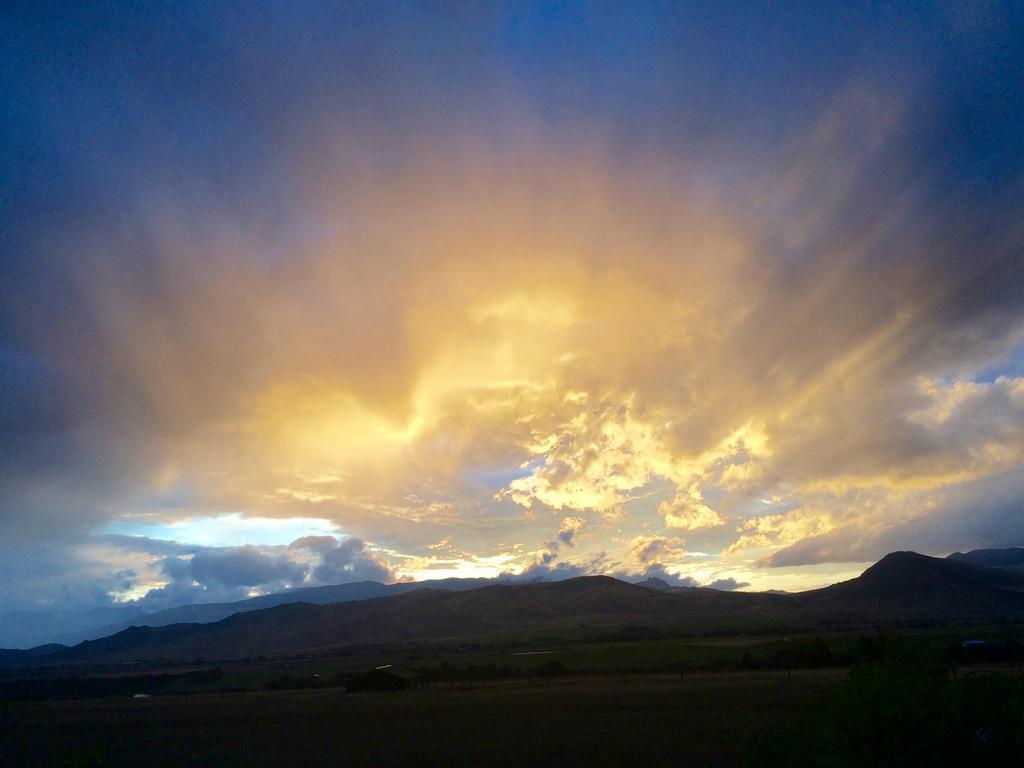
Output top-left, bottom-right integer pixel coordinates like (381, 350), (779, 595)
(2, 1), (1024, 629)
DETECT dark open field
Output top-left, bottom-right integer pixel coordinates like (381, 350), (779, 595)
(4, 626), (1023, 767)
(1, 670), (842, 767)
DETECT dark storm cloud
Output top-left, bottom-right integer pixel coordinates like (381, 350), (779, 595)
(0, 531), (400, 634)
(311, 537), (394, 584)
(146, 536), (399, 599)
(0, 540), (147, 617)
(288, 535), (344, 556)
(187, 545), (306, 589)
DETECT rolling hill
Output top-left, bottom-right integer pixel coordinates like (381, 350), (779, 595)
(83, 576), (493, 641)
(6, 577), (788, 667)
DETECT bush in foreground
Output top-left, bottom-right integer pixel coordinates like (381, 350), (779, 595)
(747, 637), (1024, 767)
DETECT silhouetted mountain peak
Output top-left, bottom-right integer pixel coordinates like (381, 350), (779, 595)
(860, 550), (932, 578)
(637, 577), (672, 591)
(858, 550), (1024, 590)
(805, 550), (1024, 618)
(863, 550), (1024, 585)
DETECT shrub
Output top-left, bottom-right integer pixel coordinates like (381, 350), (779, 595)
(747, 637), (1024, 767)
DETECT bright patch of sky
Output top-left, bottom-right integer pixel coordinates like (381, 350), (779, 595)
(974, 338), (1024, 383)
(98, 513), (341, 547)
(462, 461), (540, 490)
(401, 554), (520, 582)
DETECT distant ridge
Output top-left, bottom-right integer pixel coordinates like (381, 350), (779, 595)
(0, 643), (67, 668)
(85, 576), (493, 641)
(0, 606), (145, 650)
(0, 573), (708, 649)
(2, 570), (731, 649)
(948, 548), (1024, 573)
(0, 578), (492, 650)
(1, 578), (787, 667)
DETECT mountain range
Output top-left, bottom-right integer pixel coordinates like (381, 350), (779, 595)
(4, 549), (1024, 669)
(948, 547), (1024, 573)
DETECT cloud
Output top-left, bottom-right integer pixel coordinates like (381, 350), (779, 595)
(554, 516), (585, 548)
(506, 515), (593, 581)
(86, 535), (402, 611)
(0, 541), (127, 613)
(311, 537), (395, 584)
(627, 563), (699, 588)
(90, 535), (202, 557)
(627, 535), (687, 565)
(705, 578), (749, 591)
(764, 467), (1024, 567)
(616, 563), (748, 591)
(659, 492), (726, 531)
(0, 3), (1023, 608)
(187, 546), (306, 589)
(500, 551), (612, 583)
(288, 535), (345, 556)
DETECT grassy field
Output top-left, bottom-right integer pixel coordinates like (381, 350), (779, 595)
(1, 670), (843, 767)
(4, 628), (1022, 766)
(197, 623), (1024, 691)
(4, 623), (1021, 701)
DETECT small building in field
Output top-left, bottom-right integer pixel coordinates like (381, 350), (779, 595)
(346, 665), (424, 692)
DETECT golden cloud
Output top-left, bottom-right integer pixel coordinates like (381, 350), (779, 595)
(20, 101), (1024, 583)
